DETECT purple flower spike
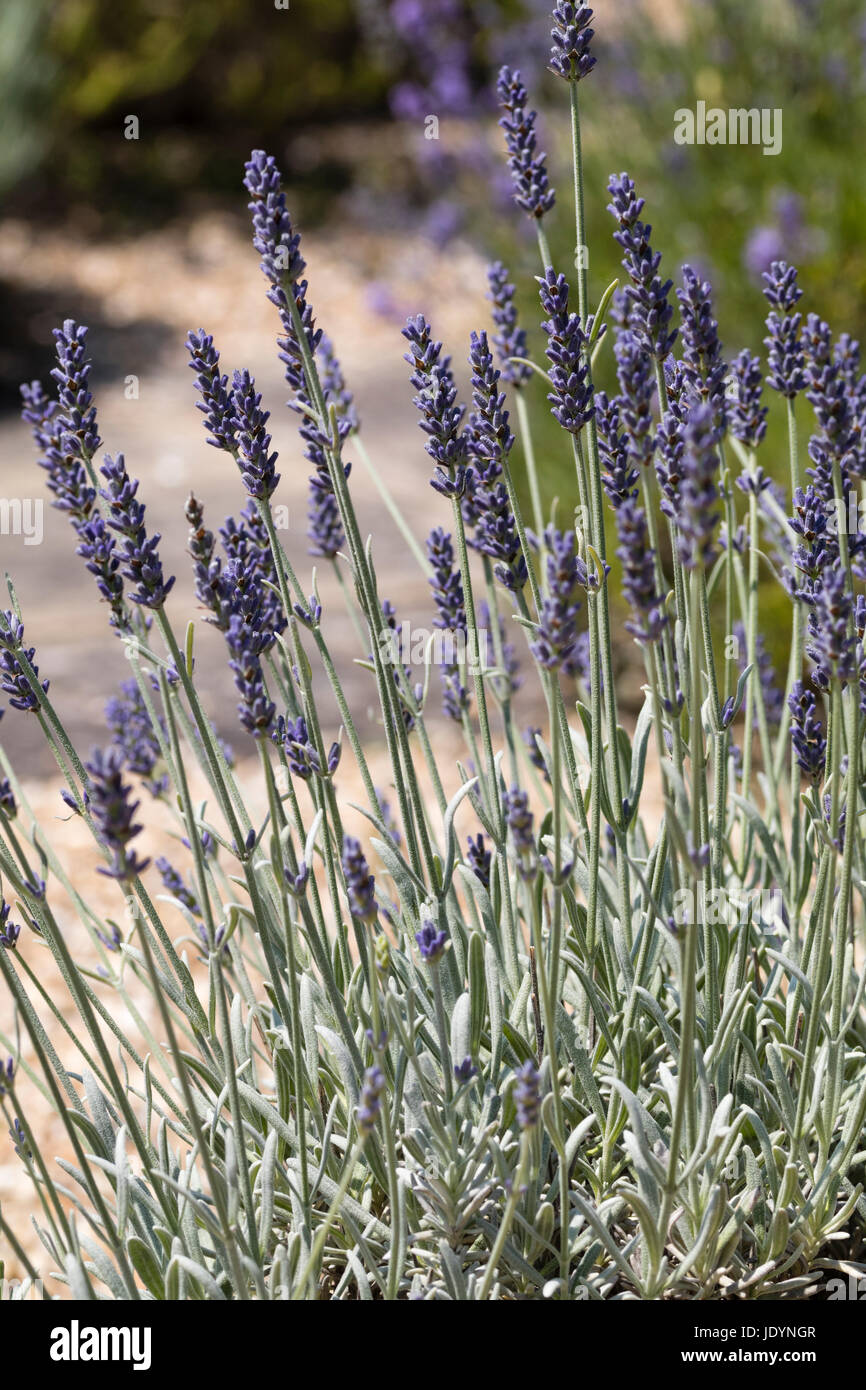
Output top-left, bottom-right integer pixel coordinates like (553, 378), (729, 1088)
(538, 269), (594, 436)
(230, 370), (281, 501)
(607, 174), (677, 359)
(549, 3), (596, 82)
(729, 349), (768, 449)
(531, 526), (587, 669)
(186, 330), (237, 452)
(762, 261), (805, 399)
(0, 611), (49, 714)
(0, 900), (21, 950)
(100, 455), (175, 610)
(342, 836), (378, 924)
(678, 265), (727, 436)
(356, 1065), (384, 1137)
(86, 746), (151, 882)
(403, 314), (469, 495)
(415, 916), (448, 963)
(675, 403), (720, 571)
(807, 566), (856, 688)
(497, 67), (556, 220)
(20, 379), (95, 522)
(788, 681), (826, 782)
(50, 320), (101, 464)
(487, 262), (531, 386)
(514, 1060), (541, 1128)
(105, 680), (167, 797)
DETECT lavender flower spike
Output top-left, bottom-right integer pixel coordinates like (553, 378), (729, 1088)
(186, 330), (237, 452)
(675, 403), (720, 571)
(514, 1061), (541, 1128)
(0, 611), (49, 714)
(356, 1066), (384, 1137)
(762, 260), (805, 398)
(607, 174), (677, 359)
(549, 3), (596, 82)
(788, 681), (826, 782)
(531, 526), (586, 668)
(100, 454), (175, 609)
(342, 836), (378, 924)
(86, 746), (151, 882)
(729, 349), (768, 449)
(230, 370), (281, 501)
(403, 315), (468, 496)
(497, 67), (556, 221)
(487, 262), (531, 386)
(538, 269), (594, 436)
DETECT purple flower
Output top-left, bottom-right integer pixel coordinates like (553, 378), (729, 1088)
(607, 174), (677, 359)
(427, 527), (466, 633)
(454, 1056), (478, 1085)
(0, 901), (21, 950)
(613, 330), (655, 468)
(531, 525), (588, 668)
(86, 746), (151, 881)
(50, 320), (101, 465)
(763, 261), (805, 398)
(504, 786), (537, 877)
(224, 610), (276, 738)
(0, 779), (16, 820)
(415, 916), (448, 962)
(487, 261), (531, 386)
(105, 680), (167, 796)
(100, 455), (175, 609)
(538, 269), (594, 436)
(788, 680), (826, 782)
(230, 370), (281, 501)
(186, 494), (233, 628)
(356, 1065), (384, 1137)
(675, 403), (720, 570)
(807, 566), (856, 688)
(514, 1060), (541, 1128)
(0, 1057), (14, 1096)
(468, 330), (515, 466)
(613, 493), (666, 644)
(221, 504), (286, 644)
(466, 832), (491, 889)
(403, 314), (468, 495)
(496, 67), (555, 220)
(20, 378), (95, 522)
(155, 858), (200, 917)
(276, 715), (340, 781)
(729, 350), (768, 448)
(549, 3), (596, 82)
(186, 330), (237, 452)
(677, 265), (727, 436)
(342, 836), (378, 924)
(0, 612), (49, 714)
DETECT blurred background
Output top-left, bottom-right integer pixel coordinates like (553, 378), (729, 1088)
(1, 0), (866, 775)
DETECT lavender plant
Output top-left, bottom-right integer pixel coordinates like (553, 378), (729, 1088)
(2, 4), (866, 1302)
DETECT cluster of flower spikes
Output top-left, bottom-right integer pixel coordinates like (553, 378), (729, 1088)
(20, 325), (134, 633)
